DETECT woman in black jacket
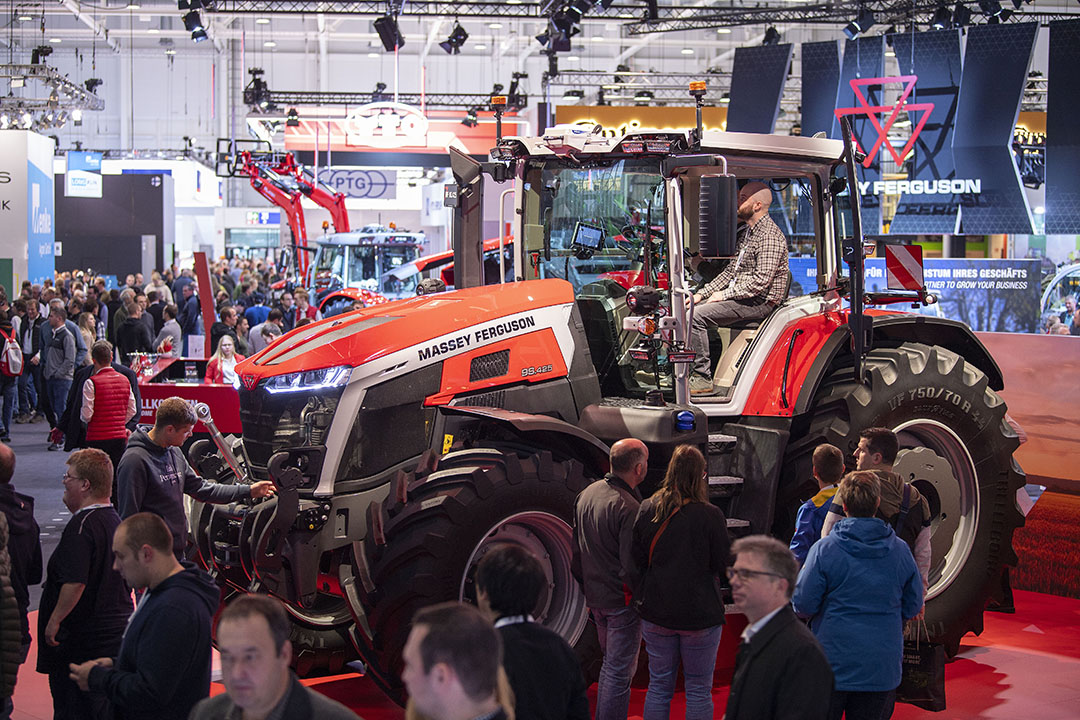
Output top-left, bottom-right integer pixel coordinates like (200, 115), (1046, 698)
(632, 444), (731, 720)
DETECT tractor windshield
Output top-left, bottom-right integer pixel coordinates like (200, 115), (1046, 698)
(522, 158), (663, 293)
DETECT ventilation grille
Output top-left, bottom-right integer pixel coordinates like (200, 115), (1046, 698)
(468, 390), (506, 408)
(469, 349), (510, 382)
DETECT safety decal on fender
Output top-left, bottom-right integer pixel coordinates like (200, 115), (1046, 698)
(442, 434), (454, 454)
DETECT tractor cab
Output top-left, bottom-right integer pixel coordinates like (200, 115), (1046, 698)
(499, 125), (850, 408)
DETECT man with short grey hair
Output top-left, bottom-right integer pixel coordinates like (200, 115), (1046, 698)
(725, 535), (832, 720)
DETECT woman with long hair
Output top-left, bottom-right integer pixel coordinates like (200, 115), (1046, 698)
(204, 335), (245, 387)
(631, 444), (731, 720)
(76, 312), (96, 365)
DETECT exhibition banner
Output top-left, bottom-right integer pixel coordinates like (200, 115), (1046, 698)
(788, 256), (1041, 333)
(835, 35), (884, 233)
(800, 40), (841, 138)
(953, 22), (1037, 235)
(889, 30), (963, 235)
(1045, 19), (1080, 234)
(65, 151), (103, 198)
(726, 44), (792, 134)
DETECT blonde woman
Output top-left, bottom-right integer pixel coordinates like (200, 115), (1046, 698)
(204, 335), (245, 387)
(76, 313), (96, 365)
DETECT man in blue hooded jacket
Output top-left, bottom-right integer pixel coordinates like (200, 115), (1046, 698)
(792, 471), (923, 720)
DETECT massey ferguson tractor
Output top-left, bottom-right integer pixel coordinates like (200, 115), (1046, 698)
(187, 114), (1025, 700)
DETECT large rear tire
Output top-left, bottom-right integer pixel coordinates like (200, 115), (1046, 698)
(785, 342), (1025, 652)
(357, 448), (595, 702)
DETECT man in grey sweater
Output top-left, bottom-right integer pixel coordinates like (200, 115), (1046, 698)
(43, 306), (75, 450)
(152, 305), (182, 358)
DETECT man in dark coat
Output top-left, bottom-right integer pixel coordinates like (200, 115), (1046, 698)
(476, 545), (588, 720)
(116, 302), (153, 364)
(725, 535), (833, 720)
(0, 444), (41, 663)
(60, 345), (141, 455)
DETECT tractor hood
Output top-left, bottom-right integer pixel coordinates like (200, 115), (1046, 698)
(236, 279), (576, 385)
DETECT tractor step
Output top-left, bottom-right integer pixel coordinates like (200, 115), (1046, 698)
(726, 518), (751, 537)
(708, 475), (744, 498)
(708, 432), (738, 445)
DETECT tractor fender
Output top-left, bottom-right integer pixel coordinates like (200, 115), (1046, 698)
(439, 405), (610, 477)
(793, 315), (1005, 414)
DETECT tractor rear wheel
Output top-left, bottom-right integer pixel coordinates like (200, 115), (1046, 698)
(787, 342), (1025, 653)
(355, 448), (595, 702)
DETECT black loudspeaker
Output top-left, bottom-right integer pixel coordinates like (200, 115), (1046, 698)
(373, 15), (405, 51)
(698, 175), (739, 257)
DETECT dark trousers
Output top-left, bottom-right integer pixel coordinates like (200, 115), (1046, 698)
(48, 671), (111, 720)
(87, 437), (127, 503)
(828, 689), (896, 720)
(17, 355), (36, 415)
(690, 298), (773, 378)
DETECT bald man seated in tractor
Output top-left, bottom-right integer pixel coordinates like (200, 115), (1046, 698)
(687, 181), (789, 396)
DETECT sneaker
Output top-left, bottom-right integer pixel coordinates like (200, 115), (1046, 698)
(0, 436), (10, 443)
(30, 413), (45, 424)
(47, 442), (60, 451)
(13, 414), (29, 424)
(689, 374), (717, 396)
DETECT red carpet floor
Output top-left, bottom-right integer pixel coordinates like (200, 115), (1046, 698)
(13, 590), (1080, 719)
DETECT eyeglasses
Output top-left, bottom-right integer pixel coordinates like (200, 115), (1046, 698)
(726, 567), (784, 582)
(62, 472), (85, 485)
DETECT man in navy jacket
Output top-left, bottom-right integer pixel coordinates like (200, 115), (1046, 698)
(69, 513), (220, 720)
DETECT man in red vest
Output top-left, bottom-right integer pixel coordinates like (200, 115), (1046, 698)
(80, 341), (137, 482)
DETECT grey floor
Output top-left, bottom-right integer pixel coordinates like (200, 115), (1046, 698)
(6, 415), (79, 612)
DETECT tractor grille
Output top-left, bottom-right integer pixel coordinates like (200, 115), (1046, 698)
(469, 350), (511, 382)
(238, 383), (346, 480)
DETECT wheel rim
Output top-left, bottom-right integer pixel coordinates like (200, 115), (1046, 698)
(892, 420), (980, 601)
(459, 511), (589, 645)
(285, 593), (354, 628)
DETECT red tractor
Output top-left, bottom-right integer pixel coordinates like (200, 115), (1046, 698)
(189, 120), (1024, 699)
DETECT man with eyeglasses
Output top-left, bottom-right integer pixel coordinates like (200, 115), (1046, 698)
(724, 535), (833, 720)
(37, 449), (132, 720)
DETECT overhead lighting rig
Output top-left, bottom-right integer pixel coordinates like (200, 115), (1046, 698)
(439, 21), (469, 54)
(0, 64), (105, 131)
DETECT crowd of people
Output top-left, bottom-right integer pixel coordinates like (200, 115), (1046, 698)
(0, 259), (319, 450)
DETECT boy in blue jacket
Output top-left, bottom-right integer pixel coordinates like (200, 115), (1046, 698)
(793, 470), (923, 720)
(789, 443), (844, 566)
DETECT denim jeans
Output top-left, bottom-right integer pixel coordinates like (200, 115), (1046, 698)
(0, 379), (14, 434)
(592, 606), (641, 720)
(46, 378), (72, 429)
(17, 357), (36, 415)
(641, 620), (723, 720)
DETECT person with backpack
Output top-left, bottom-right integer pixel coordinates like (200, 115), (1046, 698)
(820, 427), (932, 589)
(0, 312), (22, 443)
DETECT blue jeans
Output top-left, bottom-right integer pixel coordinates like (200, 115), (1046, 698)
(17, 357), (36, 415)
(0, 379), (14, 434)
(46, 377), (71, 430)
(641, 620), (723, 720)
(593, 606), (641, 720)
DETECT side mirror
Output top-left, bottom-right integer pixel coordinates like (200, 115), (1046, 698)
(698, 175), (738, 258)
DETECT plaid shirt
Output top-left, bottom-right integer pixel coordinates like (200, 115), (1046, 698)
(700, 214), (789, 306)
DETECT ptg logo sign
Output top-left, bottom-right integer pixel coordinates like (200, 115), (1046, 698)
(319, 169), (397, 200)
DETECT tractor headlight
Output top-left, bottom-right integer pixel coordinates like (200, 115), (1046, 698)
(264, 365), (352, 394)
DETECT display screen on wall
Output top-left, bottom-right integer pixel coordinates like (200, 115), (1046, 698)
(65, 151), (103, 198)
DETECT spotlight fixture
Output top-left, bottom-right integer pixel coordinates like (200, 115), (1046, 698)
(372, 81), (388, 101)
(84, 78), (103, 93)
(843, 7), (876, 39)
(31, 45), (53, 65)
(633, 89), (654, 106)
(439, 21), (469, 55)
(644, 0), (659, 21)
(562, 89), (585, 104)
(951, 2), (972, 26)
(72, 108), (83, 125)
(286, 108), (299, 127)
(978, 0), (1003, 17)
(21, 111), (33, 129)
(373, 14), (405, 51)
(762, 26), (781, 46)
(720, 92), (730, 104)
(931, 5), (951, 29)
(461, 107), (479, 128)
(183, 10), (208, 42)
(243, 68), (274, 109)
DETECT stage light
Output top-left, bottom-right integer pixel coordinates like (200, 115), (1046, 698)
(373, 14), (404, 51)
(978, 0), (1003, 17)
(439, 21), (469, 55)
(931, 6), (951, 28)
(634, 89), (654, 106)
(952, 2), (972, 25)
(461, 107), (479, 127)
(31, 45), (53, 65)
(372, 81), (388, 101)
(84, 78), (103, 93)
(562, 89), (585, 104)
(644, 0), (659, 21)
(763, 26), (781, 46)
(843, 7), (876, 39)
(286, 108), (299, 127)
(183, 10), (203, 32)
